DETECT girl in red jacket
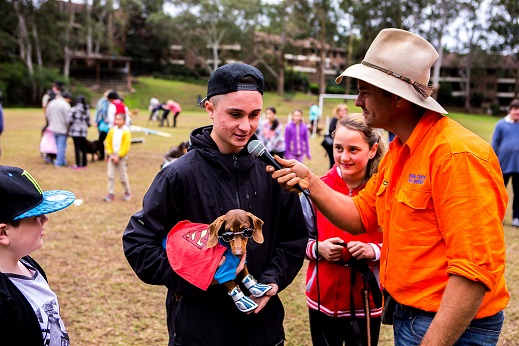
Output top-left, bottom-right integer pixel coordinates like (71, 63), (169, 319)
(302, 113), (387, 346)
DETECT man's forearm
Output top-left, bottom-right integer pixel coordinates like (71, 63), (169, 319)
(421, 274), (487, 345)
(306, 173), (365, 234)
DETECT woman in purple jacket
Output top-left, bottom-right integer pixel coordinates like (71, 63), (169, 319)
(284, 109), (311, 162)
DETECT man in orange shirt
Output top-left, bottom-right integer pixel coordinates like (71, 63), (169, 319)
(268, 28), (509, 345)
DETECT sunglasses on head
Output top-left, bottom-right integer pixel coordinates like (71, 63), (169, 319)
(219, 228), (254, 242)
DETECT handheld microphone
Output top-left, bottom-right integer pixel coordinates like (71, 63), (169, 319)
(247, 140), (310, 196)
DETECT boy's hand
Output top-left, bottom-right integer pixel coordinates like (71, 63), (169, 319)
(250, 283), (278, 314)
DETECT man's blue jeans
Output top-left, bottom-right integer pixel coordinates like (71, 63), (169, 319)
(393, 303), (503, 345)
(54, 133), (68, 166)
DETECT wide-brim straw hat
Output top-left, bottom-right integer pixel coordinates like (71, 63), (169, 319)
(336, 28), (447, 114)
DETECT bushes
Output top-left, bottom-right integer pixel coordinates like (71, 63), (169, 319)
(0, 63), (64, 107)
(152, 64), (208, 85)
(284, 69), (309, 93)
(0, 62), (95, 107)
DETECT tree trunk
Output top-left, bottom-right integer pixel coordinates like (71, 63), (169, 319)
(107, 0), (114, 55)
(276, 19), (287, 96)
(431, 1), (448, 100)
(464, 54), (471, 113)
(318, 9), (327, 95)
(345, 32), (354, 95)
(12, 0), (34, 75)
(86, 0), (93, 56)
(32, 23), (43, 68)
(63, 0), (75, 78)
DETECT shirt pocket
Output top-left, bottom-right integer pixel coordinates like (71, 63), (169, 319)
(394, 188), (440, 246)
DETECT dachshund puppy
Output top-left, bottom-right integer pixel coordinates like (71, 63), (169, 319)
(207, 209), (272, 312)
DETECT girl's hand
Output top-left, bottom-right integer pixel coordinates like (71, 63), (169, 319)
(317, 237), (345, 262)
(347, 241), (375, 260)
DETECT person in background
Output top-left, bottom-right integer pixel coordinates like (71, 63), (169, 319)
(106, 91), (129, 128)
(285, 109), (311, 163)
(257, 106), (286, 158)
(104, 113), (132, 202)
(0, 165), (75, 346)
(492, 98), (519, 227)
(46, 90), (72, 167)
(161, 140), (189, 169)
(269, 28), (509, 346)
(324, 103), (349, 168)
(67, 95), (91, 169)
(95, 89), (113, 161)
(41, 81), (63, 117)
(303, 113), (386, 346)
(148, 97), (161, 122)
(123, 63), (308, 346)
(160, 100), (182, 128)
(309, 102), (321, 134)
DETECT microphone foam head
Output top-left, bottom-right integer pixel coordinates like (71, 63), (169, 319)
(247, 140), (265, 158)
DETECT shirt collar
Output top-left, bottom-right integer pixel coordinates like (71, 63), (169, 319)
(396, 110), (443, 156)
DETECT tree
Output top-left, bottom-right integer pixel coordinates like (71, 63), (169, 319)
(169, 0), (261, 74)
(418, 0), (464, 100)
(253, 0), (309, 95)
(488, 0), (519, 97)
(452, 1), (485, 113)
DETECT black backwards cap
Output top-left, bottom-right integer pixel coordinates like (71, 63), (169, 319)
(199, 63), (264, 107)
(0, 166), (75, 223)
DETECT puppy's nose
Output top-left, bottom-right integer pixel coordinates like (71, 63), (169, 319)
(233, 240), (245, 256)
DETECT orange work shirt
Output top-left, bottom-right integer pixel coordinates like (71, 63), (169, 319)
(354, 111), (509, 319)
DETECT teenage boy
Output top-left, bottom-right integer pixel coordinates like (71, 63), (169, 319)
(123, 63), (308, 345)
(0, 166), (75, 346)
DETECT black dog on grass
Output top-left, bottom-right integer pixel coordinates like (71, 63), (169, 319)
(86, 140), (103, 162)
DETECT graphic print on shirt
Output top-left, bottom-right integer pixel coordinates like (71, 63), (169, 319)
(40, 299), (70, 346)
(408, 173), (426, 185)
(182, 228), (210, 250)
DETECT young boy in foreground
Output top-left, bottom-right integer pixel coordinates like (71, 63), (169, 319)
(0, 166), (75, 346)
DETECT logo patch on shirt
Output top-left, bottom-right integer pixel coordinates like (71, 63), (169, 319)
(182, 229), (209, 250)
(408, 173), (426, 185)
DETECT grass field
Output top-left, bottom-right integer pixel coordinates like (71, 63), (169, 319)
(0, 80), (517, 345)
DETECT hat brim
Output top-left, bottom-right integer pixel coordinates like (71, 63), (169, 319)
(13, 190), (75, 220)
(336, 64), (447, 115)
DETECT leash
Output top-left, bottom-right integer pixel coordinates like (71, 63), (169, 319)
(363, 288), (372, 346)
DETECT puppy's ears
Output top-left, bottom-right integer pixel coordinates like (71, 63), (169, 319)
(207, 215), (226, 248)
(247, 212), (264, 244)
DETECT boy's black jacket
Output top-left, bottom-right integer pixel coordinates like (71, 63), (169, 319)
(0, 256), (47, 346)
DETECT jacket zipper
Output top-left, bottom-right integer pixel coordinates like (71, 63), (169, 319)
(233, 155), (241, 208)
(245, 191), (252, 211)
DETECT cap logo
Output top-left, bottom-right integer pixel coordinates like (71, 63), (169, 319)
(47, 194), (68, 202)
(22, 170), (42, 194)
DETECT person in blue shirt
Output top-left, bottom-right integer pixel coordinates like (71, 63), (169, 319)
(492, 99), (519, 227)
